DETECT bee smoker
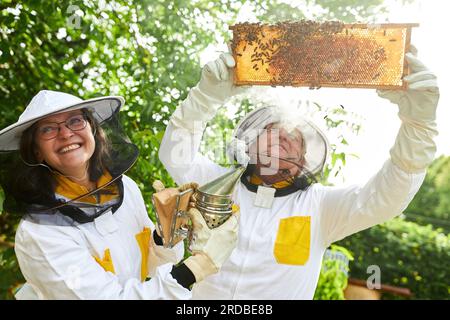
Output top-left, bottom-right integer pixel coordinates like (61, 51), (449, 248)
(152, 166), (245, 248)
(193, 166), (245, 229)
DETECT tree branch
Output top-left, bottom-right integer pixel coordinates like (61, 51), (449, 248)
(0, 239), (14, 249)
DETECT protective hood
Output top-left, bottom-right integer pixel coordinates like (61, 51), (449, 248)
(228, 105), (330, 180)
(0, 91), (139, 225)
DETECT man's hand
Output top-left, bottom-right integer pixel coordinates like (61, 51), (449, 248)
(377, 46), (439, 124)
(196, 52), (247, 105)
(183, 208), (239, 282)
(169, 49), (249, 135)
(377, 46), (439, 173)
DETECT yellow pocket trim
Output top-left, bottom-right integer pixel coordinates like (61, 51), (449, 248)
(94, 249), (116, 274)
(273, 216), (311, 266)
(135, 227), (151, 282)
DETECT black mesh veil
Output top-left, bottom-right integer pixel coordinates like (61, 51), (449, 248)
(0, 101), (139, 226)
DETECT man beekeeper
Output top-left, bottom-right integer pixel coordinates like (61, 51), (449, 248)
(158, 46), (439, 299)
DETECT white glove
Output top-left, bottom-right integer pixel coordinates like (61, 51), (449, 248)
(183, 208), (239, 282)
(377, 47), (439, 173)
(170, 52), (247, 133)
(197, 53), (245, 103)
(377, 51), (439, 123)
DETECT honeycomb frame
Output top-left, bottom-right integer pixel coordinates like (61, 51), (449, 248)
(230, 22), (419, 90)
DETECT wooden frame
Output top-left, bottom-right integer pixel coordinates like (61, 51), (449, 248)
(230, 22), (419, 90)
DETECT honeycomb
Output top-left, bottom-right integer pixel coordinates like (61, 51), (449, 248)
(230, 21), (419, 89)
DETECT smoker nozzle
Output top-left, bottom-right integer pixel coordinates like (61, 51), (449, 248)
(194, 166), (245, 228)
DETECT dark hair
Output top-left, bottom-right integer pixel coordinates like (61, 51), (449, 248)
(12, 108), (112, 207)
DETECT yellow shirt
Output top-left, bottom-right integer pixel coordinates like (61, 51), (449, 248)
(54, 171), (119, 204)
(249, 173), (294, 189)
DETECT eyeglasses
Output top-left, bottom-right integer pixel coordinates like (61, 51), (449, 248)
(266, 124), (303, 143)
(36, 114), (88, 140)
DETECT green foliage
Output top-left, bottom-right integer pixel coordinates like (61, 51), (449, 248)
(256, 0), (416, 23)
(337, 217), (450, 299)
(320, 105), (362, 184)
(0, 186), (22, 300)
(0, 247), (23, 300)
(405, 156), (450, 232)
(0, 186), (4, 212)
(314, 245), (354, 300)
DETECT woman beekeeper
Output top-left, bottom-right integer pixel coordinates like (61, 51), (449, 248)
(158, 46), (439, 299)
(0, 90), (238, 299)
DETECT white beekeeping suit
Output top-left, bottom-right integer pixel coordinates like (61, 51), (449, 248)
(159, 48), (439, 299)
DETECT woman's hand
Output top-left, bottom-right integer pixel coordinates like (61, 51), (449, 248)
(151, 180), (198, 246)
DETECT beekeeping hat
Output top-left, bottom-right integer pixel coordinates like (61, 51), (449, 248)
(0, 90), (124, 151)
(0, 90), (139, 225)
(227, 105), (330, 177)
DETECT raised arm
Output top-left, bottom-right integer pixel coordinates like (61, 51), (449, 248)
(320, 48), (439, 247)
(158, 53), (246, 185)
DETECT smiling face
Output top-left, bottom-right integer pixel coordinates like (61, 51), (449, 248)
(249, 122), (305, 184)
(33, 110), (95, 178)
